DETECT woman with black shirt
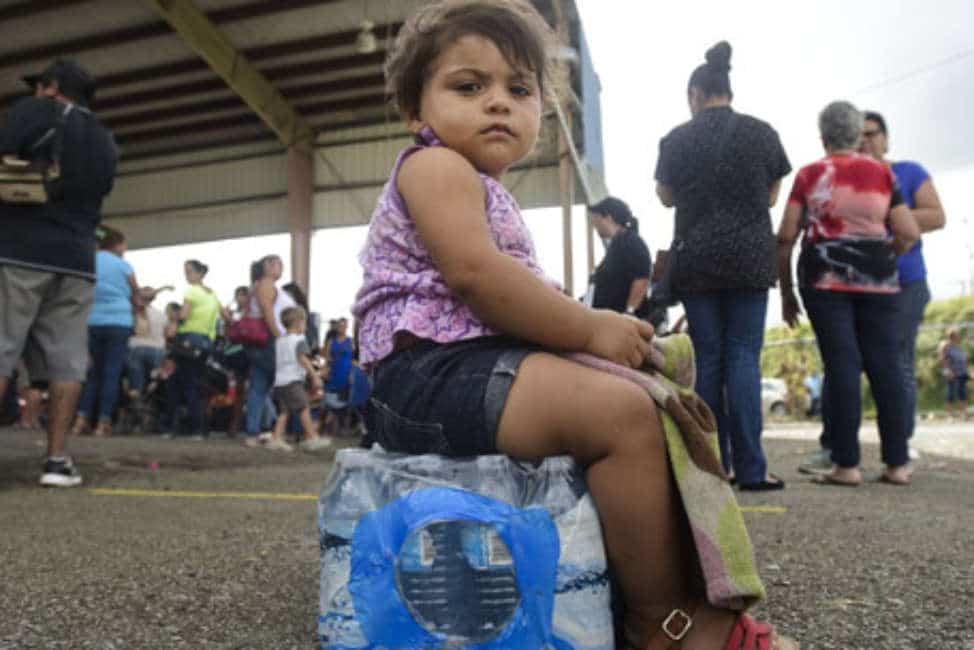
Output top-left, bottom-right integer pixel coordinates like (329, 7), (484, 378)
(588, 197), (652, 317)
(654, 41), (791, 491)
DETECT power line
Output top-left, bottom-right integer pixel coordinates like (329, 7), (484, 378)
(855, 45), (974, 96)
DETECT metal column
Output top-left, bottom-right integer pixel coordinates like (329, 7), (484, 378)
(287, 145), (313, 293)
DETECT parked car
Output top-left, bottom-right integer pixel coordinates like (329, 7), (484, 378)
(761, 378), (789, 417)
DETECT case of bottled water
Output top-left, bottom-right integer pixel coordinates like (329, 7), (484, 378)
(318, 446), (614, 649)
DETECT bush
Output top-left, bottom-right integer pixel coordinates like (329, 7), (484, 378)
(760, 294), (974, 417)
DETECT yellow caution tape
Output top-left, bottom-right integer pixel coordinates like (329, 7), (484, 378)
(88, 488), (317, 501)
(739, 505), (788, 514)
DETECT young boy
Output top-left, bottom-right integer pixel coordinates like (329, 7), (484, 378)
(268, 307), (331, 451)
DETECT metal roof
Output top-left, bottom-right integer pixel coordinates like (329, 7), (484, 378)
(0, 0), (601, 248)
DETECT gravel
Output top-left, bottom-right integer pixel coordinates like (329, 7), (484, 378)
(1, 425), (972, 649)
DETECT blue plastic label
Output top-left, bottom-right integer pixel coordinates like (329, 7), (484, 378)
(348, 486), (571, 649)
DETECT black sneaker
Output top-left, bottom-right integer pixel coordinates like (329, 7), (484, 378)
(40, 457), (83, 488)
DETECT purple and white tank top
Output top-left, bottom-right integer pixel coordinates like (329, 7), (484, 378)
(352, 128), (559, 366)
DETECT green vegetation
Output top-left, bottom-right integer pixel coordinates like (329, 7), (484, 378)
(760, 294), (974, 416)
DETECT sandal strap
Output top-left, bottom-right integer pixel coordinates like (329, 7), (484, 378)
(725, 614), (775, 650)
(644, 604), (698, 650)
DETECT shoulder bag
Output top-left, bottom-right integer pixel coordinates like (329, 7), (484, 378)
(0, 100), (70, 206)
(228, 297), (271, 347)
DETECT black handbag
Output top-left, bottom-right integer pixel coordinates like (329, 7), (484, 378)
(169, 336), (210, 364)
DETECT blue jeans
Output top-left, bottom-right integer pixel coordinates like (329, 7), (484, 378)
(895, 279), (930, 439)
(245, 344), (276, 436)
(126, 345), (165, 393)
(682, 290), (769, 484)
(801, 288), (908, 468)
(166, 333), (212, 435)
(78, 325), (132, 421)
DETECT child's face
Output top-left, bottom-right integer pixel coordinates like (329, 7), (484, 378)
(409, 35), (542, 179)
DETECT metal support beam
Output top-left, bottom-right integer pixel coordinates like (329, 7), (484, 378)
(145, 0), (316, 150)
(288, 147), (314, 295)
(552, 100), (595, 276)
(553, 0), (574, 296)
(558, 115), (576, 296)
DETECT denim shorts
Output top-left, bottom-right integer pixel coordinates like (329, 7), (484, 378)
(365, 336), (539, 457)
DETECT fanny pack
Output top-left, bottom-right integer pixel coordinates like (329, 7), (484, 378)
(799, 237), (897, 287)
(0, 101), (71, 206)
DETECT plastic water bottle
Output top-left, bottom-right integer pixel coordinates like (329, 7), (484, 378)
(318, 447), (615, 649)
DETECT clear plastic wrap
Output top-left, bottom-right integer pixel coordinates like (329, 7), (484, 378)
(318, 445), (614, 649)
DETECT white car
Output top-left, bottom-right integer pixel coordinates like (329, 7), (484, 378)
(761, 378), (789, 417)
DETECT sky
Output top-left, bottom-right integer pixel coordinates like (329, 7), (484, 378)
(128, 0), (974, 326)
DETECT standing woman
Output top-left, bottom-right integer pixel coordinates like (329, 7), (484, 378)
(166, 260), (221, 438)
(126, 285), (171, 401)
(860, 111), (946, 445)
(243, 255), (296, 447)
(654, 41), (792, 490)
(72, 228), (139, 437)
(223, 285), (251, 436)
(588, 197), (652, 318)
(777, 101), (919, 486)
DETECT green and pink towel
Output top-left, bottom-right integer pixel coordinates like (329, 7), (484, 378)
(567, 333), (766, 610)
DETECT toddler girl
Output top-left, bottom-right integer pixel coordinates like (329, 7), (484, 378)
(352, 2), (794, 648)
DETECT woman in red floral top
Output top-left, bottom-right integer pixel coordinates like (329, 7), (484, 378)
(777, 101), (919, 486)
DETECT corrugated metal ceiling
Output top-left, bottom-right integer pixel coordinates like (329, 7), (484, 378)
(1, 0), (584, 164)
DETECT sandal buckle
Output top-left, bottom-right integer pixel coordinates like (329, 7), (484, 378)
(662, 609), (693, 641)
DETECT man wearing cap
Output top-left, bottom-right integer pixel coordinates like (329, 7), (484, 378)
(0, 59), (118, 487)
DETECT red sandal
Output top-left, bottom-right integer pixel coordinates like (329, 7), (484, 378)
(641, 605), (799, 650)
(724, 613), (798, 649)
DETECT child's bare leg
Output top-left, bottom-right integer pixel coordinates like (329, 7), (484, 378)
(272, 411), (287, 440)
(496, 353), (735, 648)
(299, 407), (317, 440)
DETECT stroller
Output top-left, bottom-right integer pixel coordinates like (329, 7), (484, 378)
(124, 342), (234, 436)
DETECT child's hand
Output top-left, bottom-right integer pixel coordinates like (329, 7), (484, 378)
(584, 310), (654, 368)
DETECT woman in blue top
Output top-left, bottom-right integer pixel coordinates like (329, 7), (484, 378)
(860, 111), (946, 444)
(322, 317), (353, 433)
(72, 227), (140, 436)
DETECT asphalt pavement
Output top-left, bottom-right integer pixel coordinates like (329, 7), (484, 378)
(0, 421), (972, 649)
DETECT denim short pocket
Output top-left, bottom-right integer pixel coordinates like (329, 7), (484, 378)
(368, 398), (450, 455)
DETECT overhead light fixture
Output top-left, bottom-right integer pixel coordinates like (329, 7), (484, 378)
(356, 20), (377, 54)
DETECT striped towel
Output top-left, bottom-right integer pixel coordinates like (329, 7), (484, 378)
(566, 333), (766, 610)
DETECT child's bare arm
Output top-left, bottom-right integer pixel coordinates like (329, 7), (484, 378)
(399, 148), (652, 368)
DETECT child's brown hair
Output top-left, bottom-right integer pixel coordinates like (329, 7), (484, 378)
(385, 0), (556, 120)
(281, 306), (307, 330)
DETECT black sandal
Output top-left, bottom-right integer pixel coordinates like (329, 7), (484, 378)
(738, 474), (786, 491)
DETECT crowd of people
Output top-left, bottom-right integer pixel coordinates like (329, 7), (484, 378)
(593, 43), (955, 491)
(6, 236), (366, 451)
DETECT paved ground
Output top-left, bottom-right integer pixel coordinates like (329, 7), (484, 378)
(0, 421), (972, 649)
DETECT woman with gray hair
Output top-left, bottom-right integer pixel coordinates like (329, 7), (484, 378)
(776, 100), (920, 486)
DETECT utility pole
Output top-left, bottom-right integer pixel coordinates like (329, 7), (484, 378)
(964, 213), (974, 296)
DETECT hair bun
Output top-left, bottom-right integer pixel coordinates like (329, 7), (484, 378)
(705, 41), (732, 73)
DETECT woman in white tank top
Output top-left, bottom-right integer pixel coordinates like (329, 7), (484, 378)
(248, 273), (296, 336)
(243, 255), (295, 444)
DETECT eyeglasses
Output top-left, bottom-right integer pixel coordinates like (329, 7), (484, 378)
(862, 130), (883, 138)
